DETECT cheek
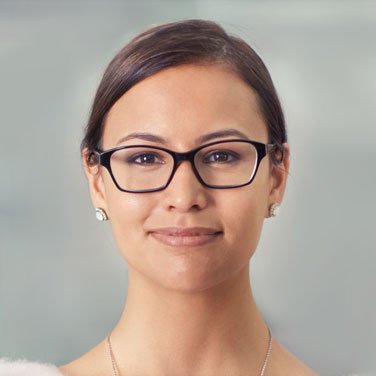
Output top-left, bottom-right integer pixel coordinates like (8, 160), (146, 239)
(221, 164), (271, 263)
(105, 183), (152, 261)
(223, 190), (266, 262)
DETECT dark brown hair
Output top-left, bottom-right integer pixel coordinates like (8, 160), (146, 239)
(81, 19), (286, 165)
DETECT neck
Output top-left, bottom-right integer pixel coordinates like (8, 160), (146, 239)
(109, 265), (270, 376)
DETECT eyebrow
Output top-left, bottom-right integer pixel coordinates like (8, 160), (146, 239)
(115, 128), (251, 146)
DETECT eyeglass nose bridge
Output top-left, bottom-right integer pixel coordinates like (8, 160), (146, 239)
(165, 148), (208, 189)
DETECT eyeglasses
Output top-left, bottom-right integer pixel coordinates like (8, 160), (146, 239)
(93, 139), (280, 193)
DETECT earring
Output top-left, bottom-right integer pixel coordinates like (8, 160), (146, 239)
(95, 207), (109, 221)
(269, 203), (280, 217)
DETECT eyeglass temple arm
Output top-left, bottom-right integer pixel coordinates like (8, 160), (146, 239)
(266, 143), (284, 164)
(85, 149), (101, 166)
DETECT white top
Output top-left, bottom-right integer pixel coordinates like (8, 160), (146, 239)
(0, 358), (64, 375)
(0, 357), (372, 375)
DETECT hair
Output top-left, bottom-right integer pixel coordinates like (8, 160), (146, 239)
(81, 19), (287, 166)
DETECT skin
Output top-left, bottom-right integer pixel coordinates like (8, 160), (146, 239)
(59, 64), (317, 375)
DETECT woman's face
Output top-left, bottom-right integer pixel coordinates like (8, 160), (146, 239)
(84, 63), (289, 292)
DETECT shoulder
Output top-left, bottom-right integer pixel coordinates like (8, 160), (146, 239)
(0, 357), (63, 376)
(57, 339), (111, 376)
(267, 338), (319, 376)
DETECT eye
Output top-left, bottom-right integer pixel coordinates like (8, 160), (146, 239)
(202, 150), (239, 164)
(128, 152), (165, 165)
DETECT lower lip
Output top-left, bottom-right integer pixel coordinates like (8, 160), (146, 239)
(150, 232), (222, 247)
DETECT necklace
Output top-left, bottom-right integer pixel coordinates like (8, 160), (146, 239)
(107, 326), (272, 376)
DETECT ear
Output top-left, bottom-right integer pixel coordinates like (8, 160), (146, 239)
(82, 148), (109, 216)
(265, 143), (290, 218)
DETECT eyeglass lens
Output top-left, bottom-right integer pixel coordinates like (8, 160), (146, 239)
(109, 141), (258, 191)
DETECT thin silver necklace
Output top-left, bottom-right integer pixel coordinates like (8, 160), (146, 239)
(107, 326), (272, 376)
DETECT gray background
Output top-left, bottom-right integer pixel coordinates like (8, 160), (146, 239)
(1, 1), (375, 375)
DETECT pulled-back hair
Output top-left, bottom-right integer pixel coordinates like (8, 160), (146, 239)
(81, 19), (287, 165)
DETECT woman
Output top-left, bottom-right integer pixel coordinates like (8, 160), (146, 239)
(0, 19), (317, 375)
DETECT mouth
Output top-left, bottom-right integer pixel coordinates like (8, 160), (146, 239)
(148, 227), (223, 247)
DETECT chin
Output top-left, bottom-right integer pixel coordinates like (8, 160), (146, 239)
(157, 266), (235, 294)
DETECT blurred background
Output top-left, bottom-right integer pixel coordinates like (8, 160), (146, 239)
(0, 1), (375, 375)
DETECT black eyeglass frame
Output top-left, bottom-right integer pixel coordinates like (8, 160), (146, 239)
(93, 139), (282, 193)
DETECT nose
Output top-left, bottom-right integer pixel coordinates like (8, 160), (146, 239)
(161, 160), (209, 212)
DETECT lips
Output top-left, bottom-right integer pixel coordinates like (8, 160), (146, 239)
(148, 227), (223, 247)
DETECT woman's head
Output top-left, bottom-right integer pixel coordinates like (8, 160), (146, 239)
(82, 19), (289, 292)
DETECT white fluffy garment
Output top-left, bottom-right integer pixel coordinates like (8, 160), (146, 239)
(0, 358), (63, 375)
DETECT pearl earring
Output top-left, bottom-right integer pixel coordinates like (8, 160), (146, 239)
(95, 207), (109, 221)
(269, 203), (280, 217)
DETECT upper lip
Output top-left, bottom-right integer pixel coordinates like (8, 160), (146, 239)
(149, 227), (222, 236)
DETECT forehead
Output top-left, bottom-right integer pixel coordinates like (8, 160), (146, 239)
(103, 64), (268, 149)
